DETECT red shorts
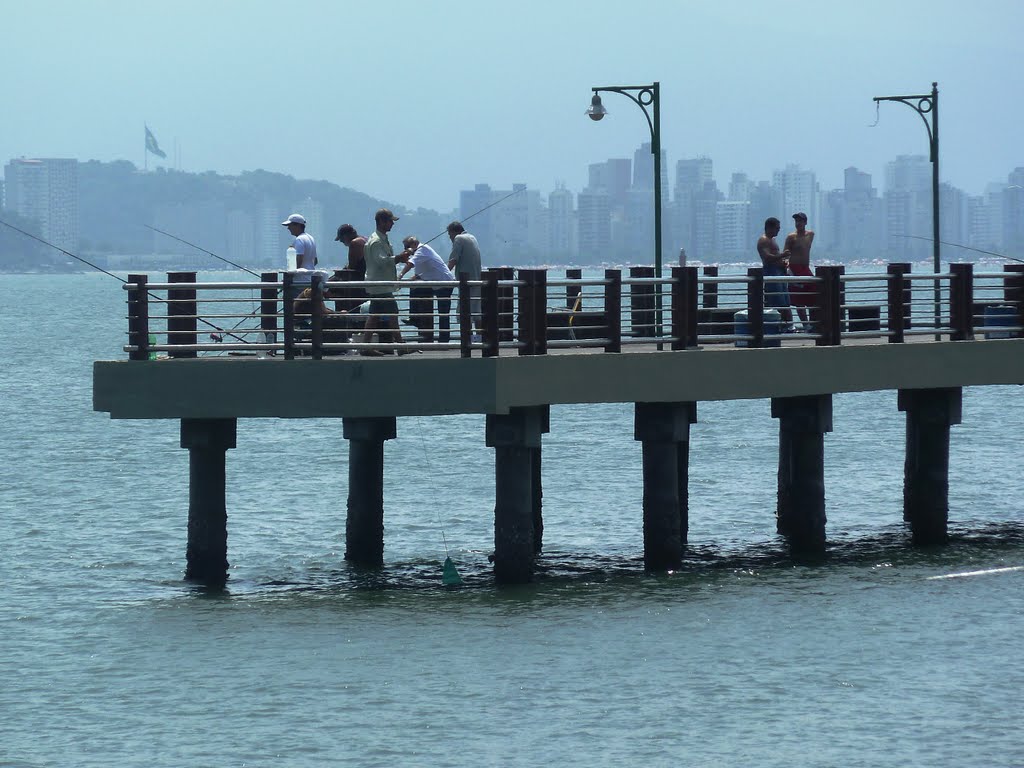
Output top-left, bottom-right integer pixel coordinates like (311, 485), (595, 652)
(789, 264), (815, 308)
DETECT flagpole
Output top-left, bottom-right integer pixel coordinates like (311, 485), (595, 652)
(144, 124), (148, 173)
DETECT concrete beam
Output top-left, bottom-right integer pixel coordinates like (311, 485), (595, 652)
(95, 340), (1024, 420)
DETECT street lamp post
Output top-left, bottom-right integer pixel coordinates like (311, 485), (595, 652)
(873, 82), (940, 334)
(587, 82), (662, 341)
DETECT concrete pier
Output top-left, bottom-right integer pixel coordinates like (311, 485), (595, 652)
(771, 395), (832, 555)
(899, 387), (962, 544)
(486, 406), (545, 583)
(343, 416), (397, 567)
(181, 418), (236, 585)
(634, 402), (696, 570)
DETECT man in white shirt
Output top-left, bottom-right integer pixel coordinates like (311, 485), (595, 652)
(282, 213), (318, 300)
(400, 236), (456, 343)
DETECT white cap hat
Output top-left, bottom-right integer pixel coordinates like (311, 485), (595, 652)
(281, 213), (306, 226)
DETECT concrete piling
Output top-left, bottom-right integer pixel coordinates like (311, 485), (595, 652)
(486, 406), (545, 583)
(634, 402), (696, 570)
(771, 395), (832, 555)
(343, 416), (397, 567)
(898, 388), (962, 544)
(180, 418), (236, 585)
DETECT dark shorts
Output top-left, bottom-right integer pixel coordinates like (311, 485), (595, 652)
(369, 296), (399, 317)
(763, 266), (790, 308)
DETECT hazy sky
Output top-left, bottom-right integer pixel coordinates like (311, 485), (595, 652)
(3, 0), (1021, 212)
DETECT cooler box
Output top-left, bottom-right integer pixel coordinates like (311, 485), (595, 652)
(983, 305), (1017, 339)
(734, 309), (782, 347)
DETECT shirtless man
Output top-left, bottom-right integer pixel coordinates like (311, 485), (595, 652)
(757, 217), (794, 327)
(783, 212), (815, 329)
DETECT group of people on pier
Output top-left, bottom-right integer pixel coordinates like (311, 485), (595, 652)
(283, 208), (483, 355)
(757, 212), (816, 332)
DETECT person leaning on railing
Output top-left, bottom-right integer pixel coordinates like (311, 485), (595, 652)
(399, 235), (456, 343)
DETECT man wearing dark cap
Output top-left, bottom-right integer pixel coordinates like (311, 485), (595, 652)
(783, 212), (815, 331)
(335, 224), (367, 281)
(361, 209), (412, 354)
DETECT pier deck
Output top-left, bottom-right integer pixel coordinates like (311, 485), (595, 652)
(91, 264), (1024, 584)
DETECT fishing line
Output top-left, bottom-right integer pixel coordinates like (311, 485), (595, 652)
(0, 217), (252, 345)
(146, 224), (262, 277)
(894, 234), (1024, 264)
(410, 415), (464, 586)
(422, 187), (527, 247)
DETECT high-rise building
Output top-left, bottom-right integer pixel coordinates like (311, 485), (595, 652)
(968, 182), (1006, 252)
(258, 198), (285, 268)
(749, 182), (783, 252)
(673, 157), (714, 258)
(772, 164), (818, 224)
(3, 158), (79, 254)
(1003, 169), (1024, 258)
(548, 184), (575, 258)
(728, 172), (753, 202)
(577, 188), (611, 264)
(884, 155), (932, 262)
(633, 142), (669, 200)
(715, 200), (750, 257)
(460, 183), (496, 255)
(589, 159), (631, 209)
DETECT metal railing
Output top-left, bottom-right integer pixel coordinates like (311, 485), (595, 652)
(122, 263), (1024, 360)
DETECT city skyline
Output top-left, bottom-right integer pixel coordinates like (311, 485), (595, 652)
(1, 1), (1020, 214)
(5, 149), (1022, 270)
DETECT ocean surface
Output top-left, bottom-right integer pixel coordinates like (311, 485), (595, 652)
(2, 270), (1023, 767)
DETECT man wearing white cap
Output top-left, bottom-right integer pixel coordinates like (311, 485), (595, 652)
(281, 213), (318, 301)
(282, 213), (317, 270)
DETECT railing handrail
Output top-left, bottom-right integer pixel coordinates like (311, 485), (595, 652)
(120, 262), (1024, 360)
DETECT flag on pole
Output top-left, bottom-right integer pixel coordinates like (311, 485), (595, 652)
(145, 125), (167, 159)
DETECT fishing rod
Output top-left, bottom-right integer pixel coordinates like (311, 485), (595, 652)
(0, 216), (252, 345)
(422, 186), (527, 247)
(146, 224), (262, 277)
(144, 224), (273, 339)
(895, 234), (1024, 264)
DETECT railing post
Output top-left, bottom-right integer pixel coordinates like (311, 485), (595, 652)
(746, 267), (764, 348)
(260, 271), (278, 352)
(517, 269), (548, 355)
(167, 271), (197, 359)
(949, 263), (974, 341)
(128, 273), (149, 361)
(702, 266), (719, 309)
(482, 270), (500, 357)
(282, 272), (296, 360)
(886, 263), (909, 343)
(604, 269), (622, 353)
(815, 265), (843, 346)
(310, 272), (325, 360)
(1003, 265), (1024, 338)
(458, 274), (472, 358)
(685, 266), (699, 348)
(630, 265), (656, 338)
(566, 268), (582, 310)
(671, 266), (685, 351)
(535, 269), (547, 354)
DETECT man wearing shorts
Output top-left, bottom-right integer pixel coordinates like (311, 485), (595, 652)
(757, 217), (794, 328)
(783, 212), (815, 330)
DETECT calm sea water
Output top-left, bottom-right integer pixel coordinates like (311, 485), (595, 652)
(2, 271), (1023, 767)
